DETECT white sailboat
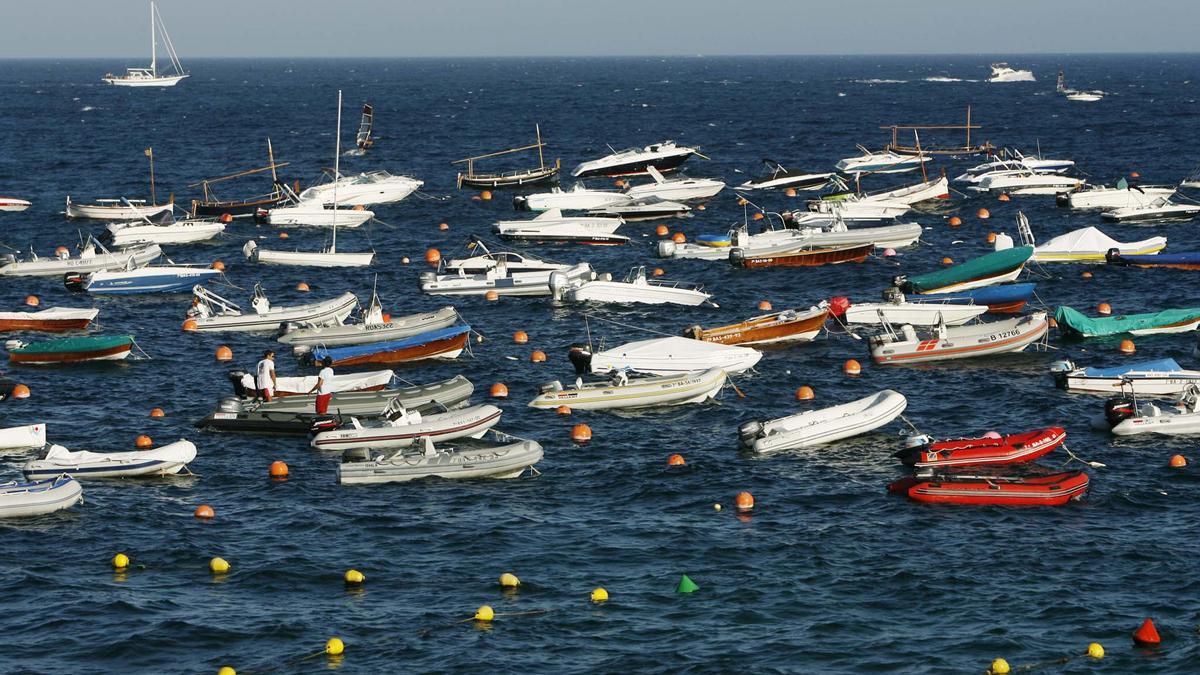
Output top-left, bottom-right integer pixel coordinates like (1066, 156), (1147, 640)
(102, 2), (188, 87)
(245, 91), (374, 268)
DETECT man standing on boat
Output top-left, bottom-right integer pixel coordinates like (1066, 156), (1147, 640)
(311, 356), (335, 413)
(255, 349), (277, 401)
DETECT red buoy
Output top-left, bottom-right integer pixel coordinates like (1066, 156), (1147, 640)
(1133, 618), (1160, 646)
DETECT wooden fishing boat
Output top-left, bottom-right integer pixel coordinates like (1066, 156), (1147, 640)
(897, 246), (1032, 294)
(896, 427), (1067, 468)
(684, 304), (829, 346)
(305, 324), (471, 367)
(882, 106), (994, 156)
(730, 242), (872, 268)
(0, 307), (99, 333)
(453, 125), (560, 189)
(67, 147), (173, 220)
(888, 469), (1089, 506)
(189, 140), (287, 218)
(1053, 305), (1200, 339)
(7, 334), (134, 364)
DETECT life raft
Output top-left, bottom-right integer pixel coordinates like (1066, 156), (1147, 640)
(895, 427), (1066, 468)
(888, 469), (1089, 506)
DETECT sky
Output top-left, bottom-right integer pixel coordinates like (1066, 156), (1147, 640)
(1, 0), (1197, 59)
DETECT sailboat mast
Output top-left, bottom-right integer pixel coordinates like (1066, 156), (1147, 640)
(965, 105), (972, 150)
(150, 2), (157, 76)
(332, 90), (342, 253)
(536, 124), (545, 170)
(147, 147), (156, 205)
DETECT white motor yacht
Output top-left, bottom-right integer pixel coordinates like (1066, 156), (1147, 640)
(988, 63), (1036, 83)
(513, 184), (633, 211)
(622, 167), (725, 202)
(298, 170), (422, 206)
(835, 147), (930, 175)
(493, 209), (628, 245)
(572, 140), (699, 178)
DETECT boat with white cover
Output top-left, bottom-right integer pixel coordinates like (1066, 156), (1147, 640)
(975, 171), (1083, 195)
(278, 295), (458, 349)
(420, 261), (595, 297)
(493, 210), (628, 245)
(1106, 385), (1200, 437)
(0, 308), (99, 333)
(23, 439), (196, 479)
(559, 266), (714, 306)
(1050, 358), (1200, 396)
(622, 167), (725, 202)
(337, 432), (543, 484)
(0, 237), (161, 277)
(1101, 199), (1200, 223)
(870, 312), (1049, 365)
(513, 184), (634, 211)
(835, 147), (930, 175)
(442, 239), (571, 274)
(530, 367), (726, 411)
(106, 215), (225, 247)
(737, 389), (907, 454)
(298, 170), (422, 206)
(102, 2), (188, 87)
(187, 284), (357, 332)
(0, 476), (82, 518)
(0, 424), (47, 452)
(1058, 179), (1175, 210)
(659, 220), (920, 261)
(995, 214), (1166, 263)
(66, 196), (173, 221)
(843, 289), (989, 327)
(311, 401), (502, 451)
(588, 335), (762, 375)
(572, 140), (700, 178)
(988, 63), (1035, 83)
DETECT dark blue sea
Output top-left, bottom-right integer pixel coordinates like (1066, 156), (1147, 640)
(2, 55), (1200, 674)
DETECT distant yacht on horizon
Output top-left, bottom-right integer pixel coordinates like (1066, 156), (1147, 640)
(102, 2), (188, 88)
(987, 63), (1036, 83)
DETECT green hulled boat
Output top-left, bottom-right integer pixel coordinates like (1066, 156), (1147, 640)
(7, 334), (134, 364)
(898, 245), (1033, 294)
(1053, 306), (1200, 339)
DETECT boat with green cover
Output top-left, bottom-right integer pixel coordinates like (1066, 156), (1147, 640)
(896, 245), (1032, 294)
(1053, 306), (1200, 339)
(7, 334), (134, 364)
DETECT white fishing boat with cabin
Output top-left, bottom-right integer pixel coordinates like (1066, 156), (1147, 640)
(1059, 178), (1176, 210)
(572, 140), (700, 178)
(298, 170), (422, 207)
(442, 239), (571, 274)
(988, 63), (1036, 83)
(513, 184), (634, 211)
(493, 210), (628, 245)
(420, 261), (595, 297)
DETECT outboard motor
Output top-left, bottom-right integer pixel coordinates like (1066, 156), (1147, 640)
(63, 272), (86, 293)
(512, 195), (530, 211)
(881, 286), (904, 303)
(568, 344), (592, 376)
(539, 380), (564, 394)
(892, 274), (909, 291)
(216, 395), (245, 414)
(1104, 247), (1122, 264)
(1104, 396), (1137, 428)
(227, 370), (251, 398)
(309, 416), (342, 434)
(737, 420), (764, 449)
(894, 433), (932, 466)
(728, 247), (746, 268)
(1047, 359), (1076, 389)
(1054, 191), (1072, 208)
(657, 240), (677, 258)
(548, 270), (568, 300)
(0, 253), (15, 266)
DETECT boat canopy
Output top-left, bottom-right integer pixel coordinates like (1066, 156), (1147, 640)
(1054, 305), (1200, 338)
(901, 246), (1032, 294)
(1083, 358), (1183, 378)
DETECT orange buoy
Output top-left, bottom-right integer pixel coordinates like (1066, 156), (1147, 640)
(220, 213), (234, 224)
(737, 197), (748, 206)
(215, 345), (233, 361)
(655, 224), (669, 237)
(382, 313), (391, 322)
(401, 256), (410, 265)
(211, 260), (226, 271)
(513, 331), (529, 344)
(1119, 339), (1136, 355)
(882, 248), (897, 257)
(1097, 302), (1112, 315)
(571, 423), (593, 443)
(986, 232), (997, 244)
(1130, 171), (1141, 179)
(948, 216), (963, 227)
(735, 491), (755, 511)
(795, 386), (815, 401)
(843, 359), (862, 376)
(556, 405), (571, 415)
(1081, 271), (1093, 279)
(667, 453), (686, 466)
(352, 204), (366, 211)
(613, 179), (626, 188)
(490, 383), (509, 398)
(296, 282), (310, 292)
(672, 232), (686, 244)
(182, 318), (199, 332)
(1048, 317), (1058, 329)
(1169, 454), (1187, 468)
(752, 212), (764, 221)
(149, 407), (165, 418)
(696, 204), (706, 211)
(135, 435), (153, 449)
(758, 300), (773, 311)
(530, 350), (547, 363)
(652, 268), (665, 277)
(11, 384), (30, 399)
(24, 295), (39, 307)
(480, 190), (493, 201)
(425, 248), (441, 266)
(941, 257), (954, 266)
(194, 504), (215, 519)
(977, 208), (991, 219)
(269, 460), (289, 479)
(438, 222), (449, 231)
(279, 232), (289, 239)
(784, 188), (798, 197)
(54, 245), (70, 257)
(485, 290), (499, 301)
(997, 193), (1011, 202)
(1132, 618), (1160, 645)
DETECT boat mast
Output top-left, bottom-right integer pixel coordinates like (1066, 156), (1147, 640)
(268, 138), (279, 196)
(965, 105), (971, 151)
(149, 2), (157, 77)
(536, 124), (545, 170)
(332, 90), (342, 254)
(146, 147), (156, 204)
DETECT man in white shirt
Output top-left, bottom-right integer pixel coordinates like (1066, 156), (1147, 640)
(255, 349), (277, 401)
(310, 356), (335, 413)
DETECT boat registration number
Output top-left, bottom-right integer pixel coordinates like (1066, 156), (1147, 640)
(985, 329), (1019, 342)
(213, 412), (238, 420)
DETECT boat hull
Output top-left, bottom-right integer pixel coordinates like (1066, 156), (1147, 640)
(741, 390), (907, 454)
(8, 335), (134, 365)
(889, 471), (1089, 506)
(870, 313), (1048, 365)
(731, 243), (872, 268)
(308, 325), (471, 367)
(0, 476), (82, 518)
(688, 307), (828, 346)
(337, 439), (543, 484)
(898, 428), (1067, 468)
(23, 440), (197, 480)
(311, 405), (503, 450)
(528, 368), (726, 411)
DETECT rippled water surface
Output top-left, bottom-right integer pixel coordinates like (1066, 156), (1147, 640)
(2, 55), (1200, 673)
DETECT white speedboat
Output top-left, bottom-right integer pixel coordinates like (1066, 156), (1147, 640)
(988, 63), (1036, 83)
(572, 140), (699, 178)
(735, 160), (835, 191)
(66, 196), (173, 221)
(799, 198), (912, 221)
(420, 261), (595, 297)
(102, 2), (188, 87)
(312, 401), (502, 451)
(1067, 91), (1103, 102)
(870, 313), (1049, 365)
(513, 184), (634, 211)
(1102, 199), (1200, 223)
(1050, 358), (1200, 396)
(0, 424), (47, 452)
(187, 284), (357, 332)
(23, 439), (197, 480)
(862, 175), (950, 205)
(442, 239), (570, 274)
(842, 290), (988, 327)
(835, 147), (930, 174)
(559, 266), (714, 306)
(0, 476), (82, 519)
(493, 209), (628, 245)
(586, 198), (692, 221)
(588, 335), (761, 375)
(658, 221), (921, 261)
(337, 433), (543, 484)
(298, 170), (422, 206)
(623, 166), (725, 202)
(106, 216), (225, 247)
(264, 201), (374, 228)
(975, 171), (1083, 195)
(0, 197), (32, 212)
(955, 150), (1075, 183)
(529, 368), (727, 411)
(738, 389), (907, 455)
(1106, 386), (1200, 437)
(0, 237), (161, 277)
(1059, 180), (1176, 210)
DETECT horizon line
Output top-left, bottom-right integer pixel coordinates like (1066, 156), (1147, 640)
(1, 50), (1198, 61)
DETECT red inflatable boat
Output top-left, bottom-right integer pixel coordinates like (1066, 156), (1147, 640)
(888, 469), (1089, 506)
(896, 427), (1067, 468)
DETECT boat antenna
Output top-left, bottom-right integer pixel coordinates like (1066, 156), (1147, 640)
(584, 314), (593, 352)
(144, 147), (156, 205)
(332, 90), (342, 253)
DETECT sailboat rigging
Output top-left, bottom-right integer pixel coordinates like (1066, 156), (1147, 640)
(343, 104), (374, 156)
(103, 1), (188, 87)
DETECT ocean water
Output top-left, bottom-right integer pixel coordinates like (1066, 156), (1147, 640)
(1, 54), (1200, 673)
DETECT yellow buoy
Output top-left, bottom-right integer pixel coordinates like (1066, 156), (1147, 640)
(474, 605), (495, 621)
(325, 637), (345, 656)
(590, 587), (609, 602)
(344, 569), (365, 584)
(499, 572), (521, 588)
(1087, 642), (1104, 659)
(218, 667), (236, 675)
(713, 503), (722, 511)
(112, 553), (130, 569)
(989, 658), (1010, 675)
(210, 557), (231, 574)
